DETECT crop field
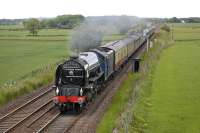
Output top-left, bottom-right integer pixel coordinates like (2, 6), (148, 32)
(0, 40), (68, 84)
(173, 23), (200, 41)
(142, 23), (200, 133)
(0, 27), (70, 85)
(0, 25), (24, 30)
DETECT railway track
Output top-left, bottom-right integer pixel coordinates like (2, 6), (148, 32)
(0, 33), (154, 133)
(35, 41), (148, 133)
(27, 107), (60, 133)
(37, 83), (113, 133)
(68, 37), (149, 133)
(12, 58), (131, 133)
(0, 87), (55, 133)
(37, 112), (83, 133)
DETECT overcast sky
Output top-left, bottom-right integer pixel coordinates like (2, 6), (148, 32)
(0, 0), (199, 19)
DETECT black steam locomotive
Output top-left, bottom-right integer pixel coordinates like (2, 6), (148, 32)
(53, 26), (155, 113)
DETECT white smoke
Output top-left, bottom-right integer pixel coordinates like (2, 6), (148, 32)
(69, 16), (141, 54)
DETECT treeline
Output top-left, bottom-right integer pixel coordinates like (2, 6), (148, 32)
(144, 17), (200, 24)
(0, 15), (85, 29)
(40, 15), (85, 29)
(0, 19), (24, 25)
(165, 17), (200, 23)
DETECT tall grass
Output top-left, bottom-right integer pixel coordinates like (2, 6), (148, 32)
(96, 73), (139, 133)
(128, 31), (172, 133)
(0, 60), (64, 106)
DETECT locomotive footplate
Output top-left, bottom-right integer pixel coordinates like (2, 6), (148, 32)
(53, 96), (86, 112)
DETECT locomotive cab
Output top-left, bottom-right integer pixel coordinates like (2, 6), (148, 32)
(54, 59), (86, 112)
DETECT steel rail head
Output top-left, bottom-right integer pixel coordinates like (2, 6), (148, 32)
(27, 105), (55, 127)
(0, 87), (53, 122)
(36, 112), (60, 133)
(2, 99), (53, 133)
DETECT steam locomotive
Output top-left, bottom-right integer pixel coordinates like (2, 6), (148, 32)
(53, 26), (155, 113)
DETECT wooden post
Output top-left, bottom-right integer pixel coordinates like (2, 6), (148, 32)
(146, 37), (149, 52)
(171, 24), (174, 41)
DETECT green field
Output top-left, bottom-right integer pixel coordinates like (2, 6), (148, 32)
(0, 25), (125, 105)
(0, 25), (125, 85)
(146, 41), (200, 133)
(173, 23), (200, 41)
(0, 25), (24, 30)
(142, 24), (200, 133)
(0, 40), (68, 84)
(0, 26), (70, 105)
(0, 28), (70, 85)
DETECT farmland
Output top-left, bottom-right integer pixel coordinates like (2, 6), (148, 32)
(0, 27), (71, 105)
(173, 23), (200, 41)
(0, 25), (125, 105)
(0, 40), (67, 83)
(130, 23), (200, 133)
(0, 25), (125, 85)
(0, 28), (70, 85)
(145, 41), (200, 133)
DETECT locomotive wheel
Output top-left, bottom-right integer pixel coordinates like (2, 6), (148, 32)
(86, 92), (93, 102)
(75, 104), (82, 114)
(92, 90), (97, 100)
(97, 84), (103, 94)
(59, 105), (65, 113)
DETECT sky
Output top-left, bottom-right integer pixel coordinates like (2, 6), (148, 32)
(0, 0), (199, 19)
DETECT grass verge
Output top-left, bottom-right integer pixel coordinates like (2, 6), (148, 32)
(96, 73), (139, 133)
(143, 41), (200, 133)
(129, 30), (172, 133)
(0, 61), (62, 106)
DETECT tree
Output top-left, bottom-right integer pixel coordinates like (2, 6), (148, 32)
(23, 18), (40, 36)
(39, 15), (85, 29)
(55, 15), (85, 29)
(167, 17), (181, 23)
